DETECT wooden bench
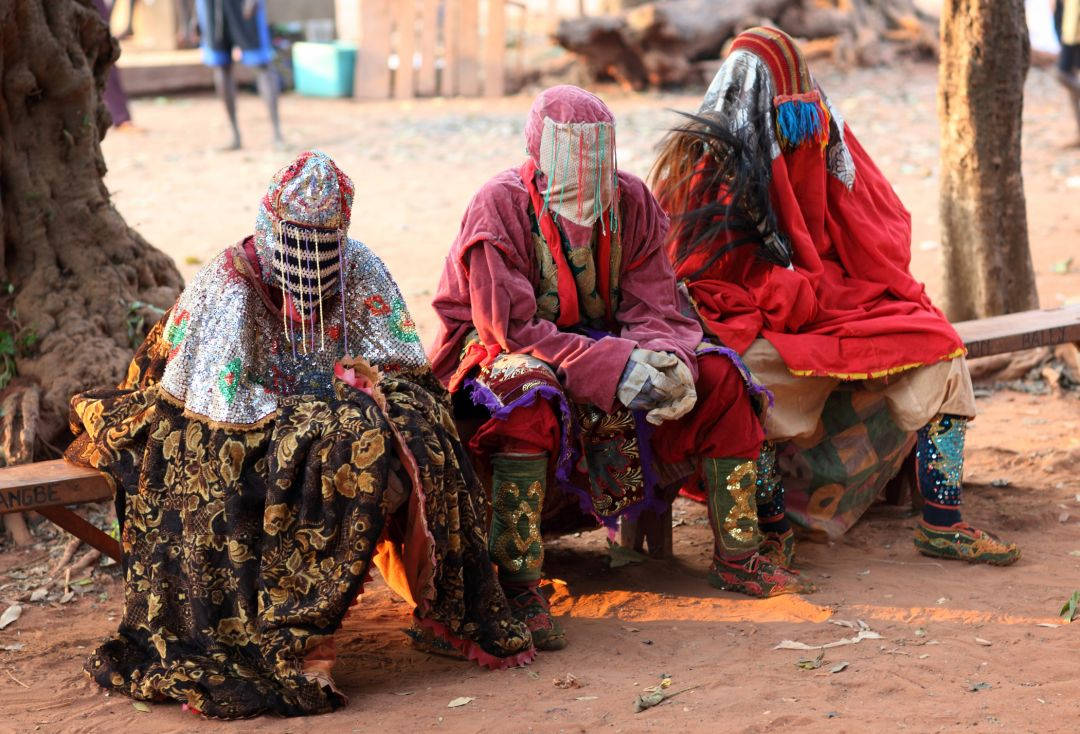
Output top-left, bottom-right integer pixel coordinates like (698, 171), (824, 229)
(1, 306), (1076, 564)
(951, 304), (1080, 359)
(0, 459), (119, 561)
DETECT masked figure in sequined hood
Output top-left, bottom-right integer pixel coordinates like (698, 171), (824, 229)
(652, 27), (1020, 566)
(430, 85), (812, 651)
(64, 151), (534, 719)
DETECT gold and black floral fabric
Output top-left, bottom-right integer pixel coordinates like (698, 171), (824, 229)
(65, 315), (532, 718)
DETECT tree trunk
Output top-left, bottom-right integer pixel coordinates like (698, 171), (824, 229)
(0, 0), (182, 444)
(937, 0), (1037, 321)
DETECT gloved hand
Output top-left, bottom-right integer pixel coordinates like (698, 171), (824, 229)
(616, 349), (681, 412)
(644, 356), (697, 426)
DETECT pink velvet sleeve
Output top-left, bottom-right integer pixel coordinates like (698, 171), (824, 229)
(614, 177), (703, 379)
(466, 244), (636, 412)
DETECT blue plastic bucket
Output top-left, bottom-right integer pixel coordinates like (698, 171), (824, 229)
(292, 41), (358, 98)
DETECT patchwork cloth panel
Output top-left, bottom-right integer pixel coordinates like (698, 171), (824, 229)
(778, 386), (915, 540)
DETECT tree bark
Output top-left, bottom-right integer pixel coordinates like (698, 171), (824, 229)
(0, 0), (182, 444)
(938, 0), (1037, 321)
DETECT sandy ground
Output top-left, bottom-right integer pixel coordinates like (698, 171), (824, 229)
(0, 61), (1079, 732)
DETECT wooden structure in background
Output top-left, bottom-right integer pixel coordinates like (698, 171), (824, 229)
(346, 0), (514, 99)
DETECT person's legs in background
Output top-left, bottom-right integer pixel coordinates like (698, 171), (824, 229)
(244, 0), (284, 148)
(1054, 0), (1080, 144)
(212, 63), (243, 150)
(255, 65), (284, 148)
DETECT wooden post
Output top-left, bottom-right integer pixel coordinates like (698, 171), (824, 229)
(334, 0), (361, 42)
(417, 0), (439, 96)
(483, 0), (506, 97)
(356, 0), (392, 99)
(444, 0), (461, 95)
(394, 0), (417, 99)
(618, 505), (674, 559)
(457, 0), (481, 96)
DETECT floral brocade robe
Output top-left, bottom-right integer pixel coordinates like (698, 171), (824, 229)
(65, 250), (533, 719)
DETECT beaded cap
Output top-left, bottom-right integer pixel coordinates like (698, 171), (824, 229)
(254, 151), (354, 308)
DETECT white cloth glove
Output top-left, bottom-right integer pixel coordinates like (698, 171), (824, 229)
(616, 349), (681, 412)
(617, 349), (698, 425)
(645, 356), (697, 426)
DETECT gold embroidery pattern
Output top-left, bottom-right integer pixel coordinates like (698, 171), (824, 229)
(706, 458), (760, 553)
(723, 460), (758, 545)
(66, 311), (534, 718)
(491, 479), (545, 573)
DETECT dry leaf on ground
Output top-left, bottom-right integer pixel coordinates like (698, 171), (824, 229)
(0, 605), (22, 630)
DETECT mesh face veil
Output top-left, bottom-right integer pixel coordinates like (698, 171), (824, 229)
(254, 150), (355, 354)
(536, 117), (617, 230)
(525, 85), (620, 240)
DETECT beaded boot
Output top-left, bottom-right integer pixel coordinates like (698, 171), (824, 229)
(755, 442), (796, 569)
(913, 415), (1020, 565)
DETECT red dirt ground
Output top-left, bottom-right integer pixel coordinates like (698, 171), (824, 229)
(0, 61), (1078, 732)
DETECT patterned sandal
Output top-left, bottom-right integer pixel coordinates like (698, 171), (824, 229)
(914, 521), (1021, 566)
(760, 528), (796, 569)
(708, 551), (815, 597)
(506, 584), (567, 651)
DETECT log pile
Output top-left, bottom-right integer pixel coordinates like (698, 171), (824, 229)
(553, 0), (940, 89)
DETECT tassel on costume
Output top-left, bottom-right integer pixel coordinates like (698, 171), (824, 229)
(773, 92), (830, 151)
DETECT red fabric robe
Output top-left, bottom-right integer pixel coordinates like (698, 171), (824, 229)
(673, 128), (965, 379)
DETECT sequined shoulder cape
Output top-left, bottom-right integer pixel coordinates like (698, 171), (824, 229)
(64, 247), (534, 718)
(159, 239), (428, 426)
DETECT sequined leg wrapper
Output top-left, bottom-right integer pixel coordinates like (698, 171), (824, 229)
(489, 453), (567, 651)
(705, 458), (761, 557)
(489, 454), (547, 585)
(915, 414), (965, 526)
(704, 457), (813, 597)
(755, 442), (795, 568)
(912, 414), (1021, 565)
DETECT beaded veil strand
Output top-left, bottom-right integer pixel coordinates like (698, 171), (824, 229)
(254, 150), (355, 356)
(536, 117), (620, 236)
